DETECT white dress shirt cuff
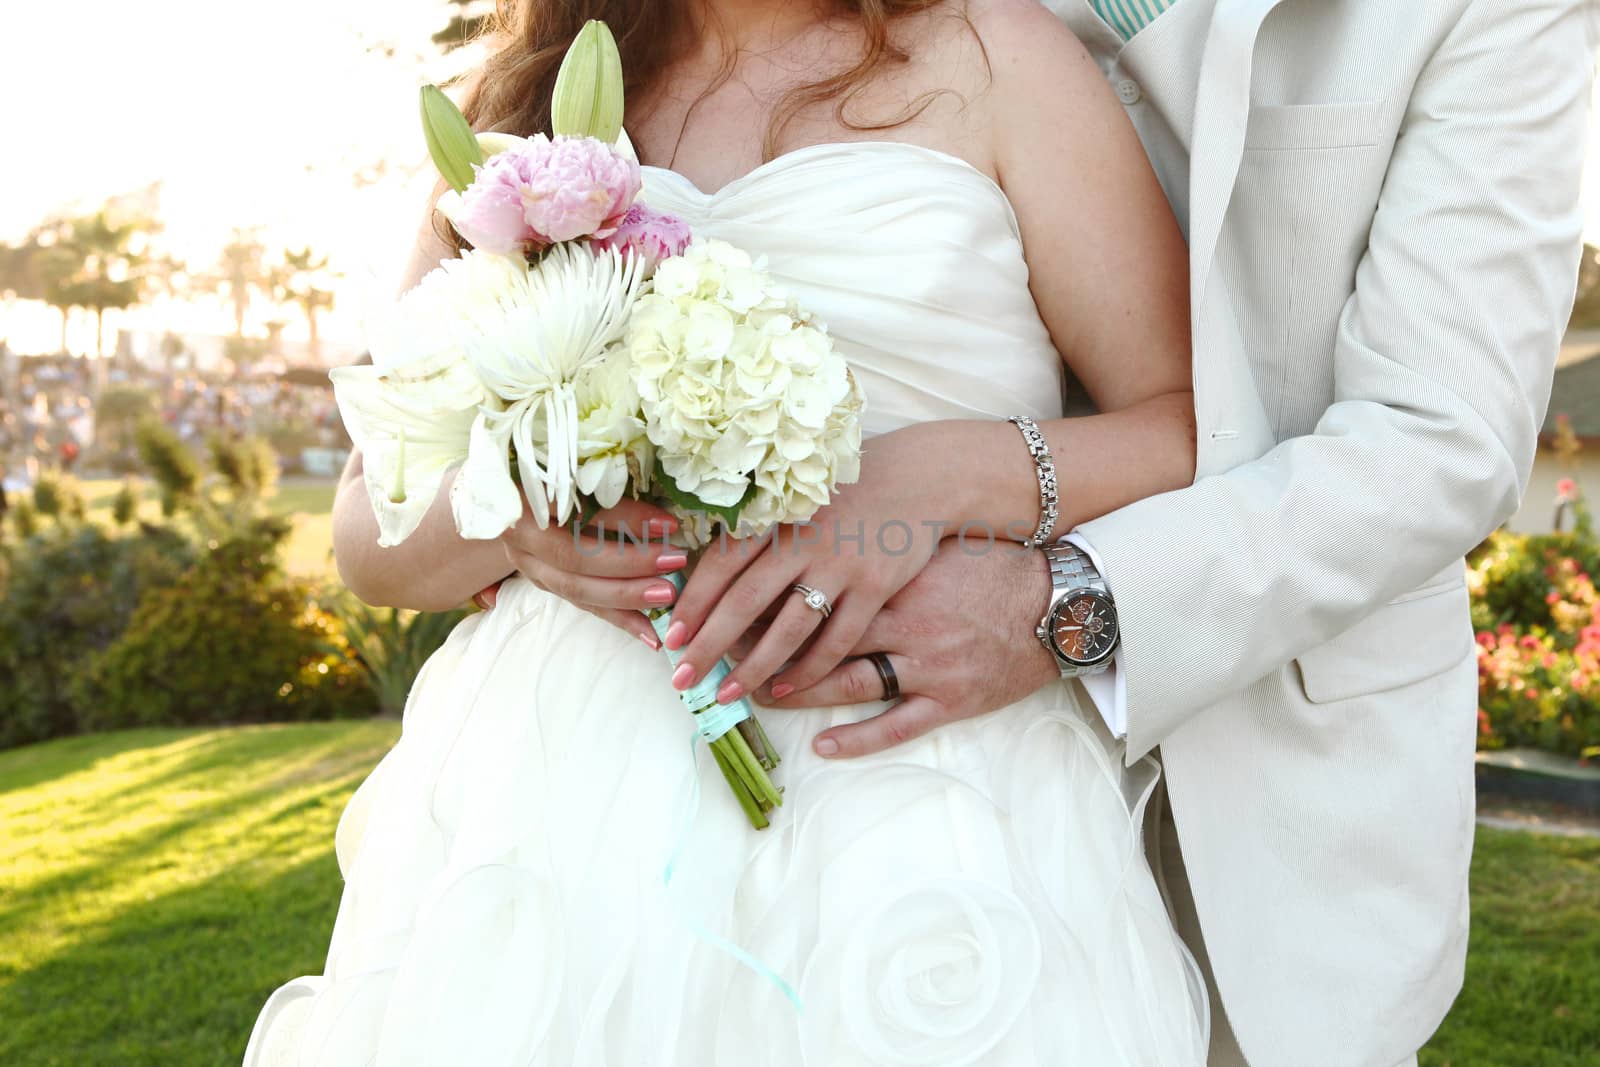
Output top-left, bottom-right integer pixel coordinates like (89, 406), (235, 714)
(1062, 533), (1128, 738)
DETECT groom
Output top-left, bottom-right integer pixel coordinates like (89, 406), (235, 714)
(766, 2), (1596, 1065)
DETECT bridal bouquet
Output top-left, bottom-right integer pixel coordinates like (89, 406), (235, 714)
(333, 21), (864, 829)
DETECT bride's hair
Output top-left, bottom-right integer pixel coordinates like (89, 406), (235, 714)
(461, 0), (950, 159)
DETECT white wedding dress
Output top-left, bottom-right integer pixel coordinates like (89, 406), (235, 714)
(246, 142), (1209, 1066)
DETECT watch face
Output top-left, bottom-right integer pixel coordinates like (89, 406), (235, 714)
(1050, 591), (1118, 666)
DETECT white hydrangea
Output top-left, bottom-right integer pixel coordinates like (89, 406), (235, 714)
(625, 238), (864, 541)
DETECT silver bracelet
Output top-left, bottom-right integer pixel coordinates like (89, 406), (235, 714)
(1006, 415), (1058, 548)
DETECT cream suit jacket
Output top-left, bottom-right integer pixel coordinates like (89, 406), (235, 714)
(1061, 1), (1595, 1064)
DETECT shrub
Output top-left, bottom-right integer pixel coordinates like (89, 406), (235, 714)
(111, 480), (139, 526)
(335, 598), (468, 715)
(209, 433), (279, 501)
(0, 524), (194, 748)
(134, 418), (201, 511)
(1470, 517), (1600, 760)
(32, 470), (86, 523)
(1476, 627), (1600, 759)
(9, 497), (38, 540)
(71, 520), (375, 732)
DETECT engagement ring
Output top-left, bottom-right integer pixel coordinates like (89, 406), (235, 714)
(792, 583), (833, 619)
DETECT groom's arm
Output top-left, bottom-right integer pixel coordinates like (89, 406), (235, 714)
(1077, 0), (1592, 760)
(771, 0), (1592, 761)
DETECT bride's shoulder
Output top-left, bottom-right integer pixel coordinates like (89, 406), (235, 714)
(907, 1), (1104, 117)
(961, 0), (1099, 85)
(946, 0), (1089, 56)
(950, 1), (1128, 153)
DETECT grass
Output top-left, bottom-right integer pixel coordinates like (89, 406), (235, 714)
(1421, 828), (1600, 1066)
(0, 723), (398, 1066)
(0, 724), (1595, 1064)
(77, 476), (338, 579)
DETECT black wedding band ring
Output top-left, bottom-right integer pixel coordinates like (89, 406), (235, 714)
(866, 652), (900, 702)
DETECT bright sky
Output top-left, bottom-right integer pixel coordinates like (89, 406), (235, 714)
(0, 0), (472, 357)
(3, 2), (1600, 361)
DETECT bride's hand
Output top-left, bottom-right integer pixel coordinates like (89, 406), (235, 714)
(497, 495), (685, 649)
(665, 423), (965, 703)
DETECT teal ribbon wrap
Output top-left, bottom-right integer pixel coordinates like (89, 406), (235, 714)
(647, 569), (804, 1013)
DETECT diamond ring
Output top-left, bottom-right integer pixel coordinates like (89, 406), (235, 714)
(792, 583), (833, 619)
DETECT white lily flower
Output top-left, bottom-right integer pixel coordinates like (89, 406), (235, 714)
(330, 349), (490, 547)
(452, 242), (646, 533)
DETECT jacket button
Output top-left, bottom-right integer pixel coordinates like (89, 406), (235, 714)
(1116, 79), (1143, 106)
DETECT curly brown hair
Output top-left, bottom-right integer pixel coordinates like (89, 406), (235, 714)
(461, 1), (952, 160)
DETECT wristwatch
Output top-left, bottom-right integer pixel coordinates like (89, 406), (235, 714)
(1036, 542), (1119, 678)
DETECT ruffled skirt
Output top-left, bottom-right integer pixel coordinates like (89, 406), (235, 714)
(245, 577), (1208, 1066)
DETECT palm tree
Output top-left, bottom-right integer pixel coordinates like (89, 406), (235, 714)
(18, 221), (85, 353)
(57, 212), (154, 364)
(35, 210), (162, 386)
(273, 247), (337, 363)
(206, 228), (271, 340)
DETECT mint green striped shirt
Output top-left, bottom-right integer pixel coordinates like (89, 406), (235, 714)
(1091, 0), (1179, 40)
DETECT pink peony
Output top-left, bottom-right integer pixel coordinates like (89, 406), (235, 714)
(451, 134), (641, 254)
(593, 203), (693, 269)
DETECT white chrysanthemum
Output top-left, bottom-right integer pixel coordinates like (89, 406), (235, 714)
(334, 245), (647, 545)
(625, 238), (864, 541)
(572, 348), (653, 509)
(366, 250), (537, 372)
(452, 242), (647, 534)
(332, 252), (535, 547)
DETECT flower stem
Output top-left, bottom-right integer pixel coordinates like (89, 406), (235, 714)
(736, 718), (780, 772)
(711, 742), (768, 829)
(725, 729), (783, 811)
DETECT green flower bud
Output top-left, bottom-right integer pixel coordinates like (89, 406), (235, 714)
(551, 20), (625, 144)
(420, 85), (484, 193)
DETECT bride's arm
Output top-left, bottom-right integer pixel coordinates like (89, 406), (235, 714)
(664, 1), (1193, 705)
(917, 0), (1196, 538)
(332, 209), (516, 612)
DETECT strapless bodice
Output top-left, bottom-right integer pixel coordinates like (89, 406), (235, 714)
(641, 141), (1067, 436)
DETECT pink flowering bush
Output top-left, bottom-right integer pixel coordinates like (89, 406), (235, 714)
(1471, 494), (1600, 759)
(449, 134), (642, 255)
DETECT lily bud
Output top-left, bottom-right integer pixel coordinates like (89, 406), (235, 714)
(551, 20), (625, 144)
(420, 85), (484, 193)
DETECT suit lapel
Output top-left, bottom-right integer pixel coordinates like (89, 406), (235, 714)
(1188, 0), (1290, 319)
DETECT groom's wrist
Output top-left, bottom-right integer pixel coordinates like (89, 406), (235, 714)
(1011, 545), (1064, 689)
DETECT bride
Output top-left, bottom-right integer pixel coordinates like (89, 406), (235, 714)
(247, 0), (1207, 1063)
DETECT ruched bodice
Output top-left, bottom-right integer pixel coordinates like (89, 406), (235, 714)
(641, 141), (1067, 435)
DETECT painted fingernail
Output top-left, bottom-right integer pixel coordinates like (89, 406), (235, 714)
(717, 680), (744, 704)
(814, 737), (839, 757)
(770, 683), (795, 700)
(656, 553), (688, 572)
(638, 631), (661, 651)
(643, 585), (676, 606)
(665, 621), (688, 649)
(646, 518), (678, 536)
(671, 663), (696, 690)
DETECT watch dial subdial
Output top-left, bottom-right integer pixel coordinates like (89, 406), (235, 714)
(1051, 592), (1117, 664)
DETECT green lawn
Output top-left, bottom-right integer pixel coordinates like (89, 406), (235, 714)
(0, 723), (397, 1066)
(0, 724), (1595, 1065)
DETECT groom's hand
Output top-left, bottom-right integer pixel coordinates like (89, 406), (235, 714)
(756, 538), (1061, 758)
